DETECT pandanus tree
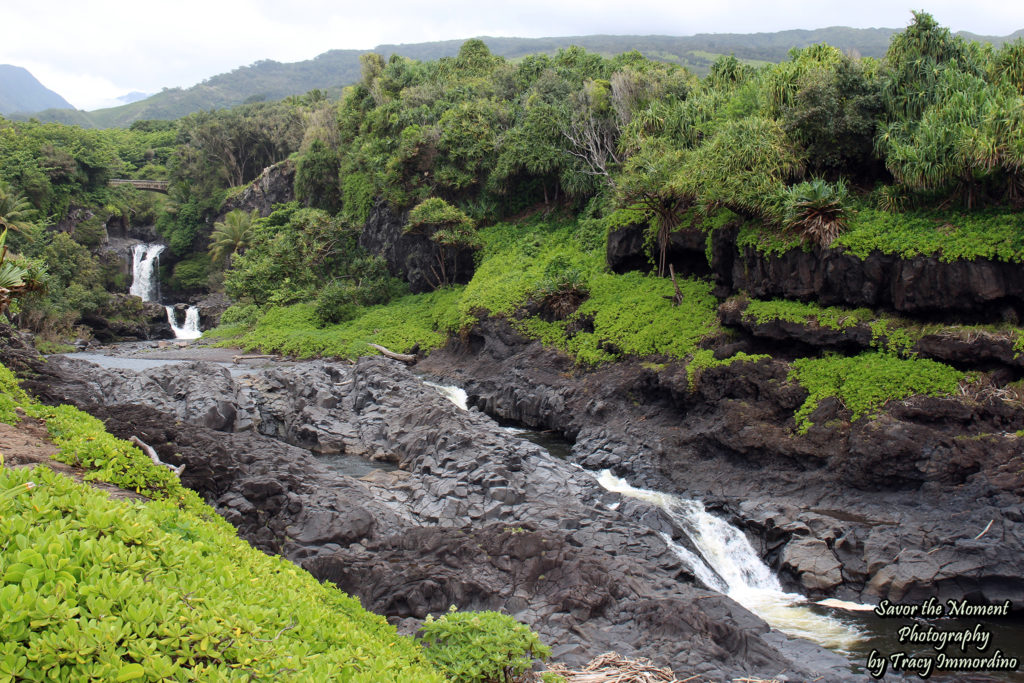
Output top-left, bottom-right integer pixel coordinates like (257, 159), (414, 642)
(615, 138), (692, 278)
(782, 178), (850, 247)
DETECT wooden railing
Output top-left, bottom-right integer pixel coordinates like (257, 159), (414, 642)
(108, 179), (170, 193)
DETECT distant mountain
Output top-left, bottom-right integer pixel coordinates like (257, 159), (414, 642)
(16, 26), (1024, 128)
(117, 91), (151, 105)
(0, 64), (75, 115)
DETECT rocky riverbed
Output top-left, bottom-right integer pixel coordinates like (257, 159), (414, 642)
(418, 320), (1024, 611)
(8, 324), (1024, 681)
(9, 338), (860, 681)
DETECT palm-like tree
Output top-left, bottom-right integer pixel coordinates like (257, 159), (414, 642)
(783, 178), (850, 247)
(0, 227), (42, 314)
(208, 209), (258, 267)
(0, 181), (35, 232)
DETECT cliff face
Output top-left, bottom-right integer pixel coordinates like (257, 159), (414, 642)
(220, 159), (296, 219)
(607, 222), (1024, 322)
(359, 202), (477, 294)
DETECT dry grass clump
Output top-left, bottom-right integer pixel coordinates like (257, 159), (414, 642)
(543, 652), (784, 683)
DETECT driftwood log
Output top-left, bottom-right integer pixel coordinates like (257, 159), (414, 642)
(368, 343), (416, 363)
(130, 436), (185, 476)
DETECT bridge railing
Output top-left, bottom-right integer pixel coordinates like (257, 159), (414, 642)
(108, 179), (170, 193)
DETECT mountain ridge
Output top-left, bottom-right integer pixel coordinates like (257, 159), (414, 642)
(11, 26), (1024, 128)
(0, 64), (75, 116)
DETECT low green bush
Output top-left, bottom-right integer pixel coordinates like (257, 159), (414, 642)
(788, 352), (964, 433)
(418, 607), (551, 683)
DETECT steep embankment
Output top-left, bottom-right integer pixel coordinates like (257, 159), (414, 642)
(0, 336), (443, 681)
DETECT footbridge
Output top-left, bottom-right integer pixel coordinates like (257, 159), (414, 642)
(108, 179), (170, 193)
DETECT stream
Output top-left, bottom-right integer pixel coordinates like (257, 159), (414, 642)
(420, 379), (1024, 680)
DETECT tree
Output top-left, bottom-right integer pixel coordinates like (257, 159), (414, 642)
(782, 178), (850, 247)
(209, 209), (257, 267)
(405, 198), (480, 287)
(0, 227), (40, 315)
(295, 140), (341, 213)
(615, 139), (692, 277)
(0, 181), (35, 232)
(782, 55), (883, 180)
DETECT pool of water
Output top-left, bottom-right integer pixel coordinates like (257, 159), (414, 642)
(60, 352), (253, 377)
(315, 452), (398, 478)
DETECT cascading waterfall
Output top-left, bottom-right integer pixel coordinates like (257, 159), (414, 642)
(424, 380), (864, 652)
(423, 381), (469, 410)
(596, 470), (864, 652)
(128, 242), (202, 340)
(165, 306), (202, 340)
(129, 243), (165, 302)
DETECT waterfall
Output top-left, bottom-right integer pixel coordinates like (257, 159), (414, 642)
(423, 378), (864, 652)
(129, 243), (165, 302)
(596, 470), (863, 652)
(165, 306), (202, 340)
(129, 242), (202, 340)
(424, 381), (469, 410)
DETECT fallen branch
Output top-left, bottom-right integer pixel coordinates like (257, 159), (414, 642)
(232, 354), (278, 362)
(130, 436), (185, 476)
(974, 519), (994, 540)
(368, 343), (416, 363)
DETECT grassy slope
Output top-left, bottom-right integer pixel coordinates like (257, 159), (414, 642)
(210, 212), (969, 432)
(0, 364), (444, 682)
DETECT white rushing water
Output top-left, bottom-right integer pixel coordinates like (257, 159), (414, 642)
(422, 379), (865, 652)
(165, 305), (202, 340)
(423, 381), (468, 410)
(129, 243), (165, 302)
(596, 470), (864, 652)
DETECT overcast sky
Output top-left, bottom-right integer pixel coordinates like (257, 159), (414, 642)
(4, 1), (1023, 111)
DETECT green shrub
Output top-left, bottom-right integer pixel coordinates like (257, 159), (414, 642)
(0, 466), (443, 682)
(788, 352), (963, 433)
(314, 282), (362, 325)
(219, 303), (262, 326)
(418, 608), (551, 683)
(168, 253), (212, 292)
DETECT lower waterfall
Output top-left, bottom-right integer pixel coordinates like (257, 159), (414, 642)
(165, 306), (202, 340)
(422, 380), (863, 651)
(596, 470), (864, 652)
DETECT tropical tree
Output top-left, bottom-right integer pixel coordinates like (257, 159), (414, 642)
(782, 178), (850, 247)
(405, 198), (480, 287)
(0, 227), (43, 315)
(0, 181), (35, 232)
(209, 209), (258, 267)
(615, 139), (691, 277)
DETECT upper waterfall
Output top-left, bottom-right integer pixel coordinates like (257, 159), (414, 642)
(129, 243), (165, 302)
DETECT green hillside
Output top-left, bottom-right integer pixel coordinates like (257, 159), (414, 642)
(0, 65), (75, 116)
(0, 362), (446, 681)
